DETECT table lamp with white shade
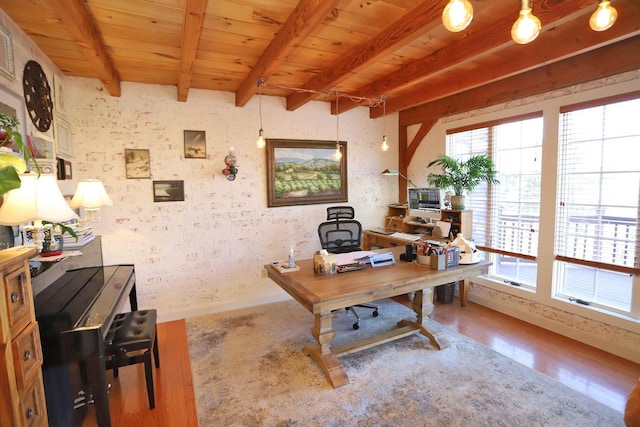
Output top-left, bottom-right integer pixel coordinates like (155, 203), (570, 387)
(69, 179), (113, 222)
(0, 173), (78, 252)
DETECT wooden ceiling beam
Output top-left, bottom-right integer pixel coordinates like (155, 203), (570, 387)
(380, 2), (640, 119)
(339, 0), (607, 114)
(399, 35), (640, 127)
(286, 0), (449, 113)
(235, 0), (340, 107)
(52, 0), (121, 96)
(177, 0), (209, 102)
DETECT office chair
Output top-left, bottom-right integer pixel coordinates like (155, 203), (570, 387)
(318, 206), (379, 330)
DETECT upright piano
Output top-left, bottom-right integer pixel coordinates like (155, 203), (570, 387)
(34, 264), (137, 427)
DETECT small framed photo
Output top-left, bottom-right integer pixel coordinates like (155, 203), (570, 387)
(153, 180), (184, 202)
(125, 148), (151, 179)
(0, 24), (15, 80)
(29, 132), (55, 159)
(57, 157), (65, 179)
(53, 74), (66, 115)
(54, 114), (72, 157)
(184, 130), (206, 158)
(64, 160), (72, 179)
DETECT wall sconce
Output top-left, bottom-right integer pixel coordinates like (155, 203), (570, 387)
(222, 147), (238, 181)
(511, 0), (541, 45)
(590, 0), (617, 32)
(442, 0), (474, 33)
(381, 169), (417, 187)
(256, 78), (266, 149)
(69, 179), (113, 222)
(0, 173), (78, 251)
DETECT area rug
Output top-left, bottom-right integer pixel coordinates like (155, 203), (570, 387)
(185, 299), (623, 426)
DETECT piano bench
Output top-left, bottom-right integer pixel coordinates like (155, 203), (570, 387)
(105, 309), (160, 409)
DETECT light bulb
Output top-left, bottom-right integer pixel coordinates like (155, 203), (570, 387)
(589, 0), (617, 32)
(256, 128), (265, 148)
(511, 4), (541, 45)
(442, 0), (473, 32)
(381, 135), (389, 152)
(334, 143), (342, 160)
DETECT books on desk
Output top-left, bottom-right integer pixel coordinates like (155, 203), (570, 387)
(63, 225), (95, 249)
(389, 232), (422, 241)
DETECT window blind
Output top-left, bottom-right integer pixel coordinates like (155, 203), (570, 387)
(556, 97), (640, 275)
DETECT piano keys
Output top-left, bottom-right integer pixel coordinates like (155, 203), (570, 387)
(35, 265), (137, 427)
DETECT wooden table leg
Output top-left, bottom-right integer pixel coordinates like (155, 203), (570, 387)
(459, 278), (468, 306)
(302, 311), (349, 388)
(398, 288), (450, 350)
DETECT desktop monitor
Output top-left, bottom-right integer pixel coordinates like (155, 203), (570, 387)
(407, 187), (444, 223)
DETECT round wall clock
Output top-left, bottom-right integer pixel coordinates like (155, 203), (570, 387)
(22, 60), (54, 132)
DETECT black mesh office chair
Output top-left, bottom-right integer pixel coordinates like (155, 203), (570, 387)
(317, 206), (379, 330)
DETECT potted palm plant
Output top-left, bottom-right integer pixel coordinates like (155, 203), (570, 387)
(426, 154), (499, 209)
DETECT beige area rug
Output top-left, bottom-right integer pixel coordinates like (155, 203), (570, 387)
(186, 299), (623, 426)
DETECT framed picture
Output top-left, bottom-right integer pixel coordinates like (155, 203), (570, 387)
(0, 85), (26, 141)
(64, 160), (72, 179)
(125, 148), (151, 179)
(184, 130), (206, 158)
(30, 131), (54, 159)
(57, 157), (65, 179)
(266, 139), (348, 207)
(153, 180), (185, 202)
(53, 74), (65, 115)
(0, 24), (15, 80)
(54, 114), (72, 157)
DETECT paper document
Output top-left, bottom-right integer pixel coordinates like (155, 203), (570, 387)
(335, 251), (377, 266)
(390, 232), (422, 241)
(435, 221), (451, 237)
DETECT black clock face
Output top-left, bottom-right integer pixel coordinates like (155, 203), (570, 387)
(23, 60), (54, 132)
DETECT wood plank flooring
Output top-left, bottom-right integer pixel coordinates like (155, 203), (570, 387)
(83, 298), (639, 426)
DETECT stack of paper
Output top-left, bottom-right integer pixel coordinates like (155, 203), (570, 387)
(63, 225), (95, 249)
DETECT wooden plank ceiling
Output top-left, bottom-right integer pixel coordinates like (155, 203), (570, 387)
(2, 0), (639, 122)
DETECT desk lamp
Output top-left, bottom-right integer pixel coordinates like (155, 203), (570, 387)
(381, 169), (417, 187)
(69, 179), (113, 222)
(0, 173), (78, 250)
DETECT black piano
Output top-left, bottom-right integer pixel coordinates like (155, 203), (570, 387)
(35, 264), (137, 427)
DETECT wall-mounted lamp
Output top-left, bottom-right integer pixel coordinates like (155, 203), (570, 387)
(511, 0), (541, 45)
(69, 179), (113, 222)
(0, 173), (78, 251)
(442, 0), (474, 33)
(256, 78), (266, 149)
(381, 169), (417, 187)
(222, 147), (238, 181)
(590, 0), (617, 32)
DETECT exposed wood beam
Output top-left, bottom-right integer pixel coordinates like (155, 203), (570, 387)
(397, 119), (436, 199)
(177, 0), (209, 102)
(235, 0), (340, 107)
(52, 0), (121, 96)
(339, 0), (609, 114)
(381, 2), (640, 120)
(399, 36), (640, 127)
(286, 0), (449, 112)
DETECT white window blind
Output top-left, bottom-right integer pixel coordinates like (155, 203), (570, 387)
(556, 97), (640, 275)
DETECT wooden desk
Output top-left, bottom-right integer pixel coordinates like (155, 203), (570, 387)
(264, 247), (490, 388)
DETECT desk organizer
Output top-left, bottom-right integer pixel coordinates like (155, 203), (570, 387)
(446, 246), (460, 268)
(430, 254), (446, 270)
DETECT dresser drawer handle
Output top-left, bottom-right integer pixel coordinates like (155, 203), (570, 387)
(23, 350), (32, 361)
(25, 408), (33, 419)
(10, 292), (20, 303)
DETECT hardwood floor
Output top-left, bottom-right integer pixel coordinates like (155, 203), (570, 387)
(83, 298), (638, 426)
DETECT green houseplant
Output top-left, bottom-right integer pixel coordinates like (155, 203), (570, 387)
(426, 154), (499, 209)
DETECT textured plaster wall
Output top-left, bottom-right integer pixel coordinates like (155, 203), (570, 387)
(65, 79), (398, 320)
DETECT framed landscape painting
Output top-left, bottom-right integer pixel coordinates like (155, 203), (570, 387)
(266, 139), (347, 207)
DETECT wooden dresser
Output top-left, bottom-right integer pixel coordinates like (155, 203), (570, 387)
(0, 246), (48, 427)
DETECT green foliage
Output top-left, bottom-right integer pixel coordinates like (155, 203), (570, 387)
(42, 221), (78, 241)
(426, 154), (499, 196)
(0, 114), (39, 196)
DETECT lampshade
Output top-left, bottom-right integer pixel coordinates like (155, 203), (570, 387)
(381, 169), (417, 187)
(70, 179), (113, 210)
(0, 173), (78, 225)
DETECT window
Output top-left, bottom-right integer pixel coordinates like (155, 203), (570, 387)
(446, 114), (543, 288)
(556, 96), (640, 313)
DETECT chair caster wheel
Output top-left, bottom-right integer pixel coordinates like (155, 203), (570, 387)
(373, 310), (379, 317)
(352, 323), (360, 330)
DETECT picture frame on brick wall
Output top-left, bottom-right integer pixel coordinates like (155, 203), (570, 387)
(184, 130), (206, 159)
(153, 180), (184, 202)
(125, 148), (151, 179)
(0, 24), (15, 80)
